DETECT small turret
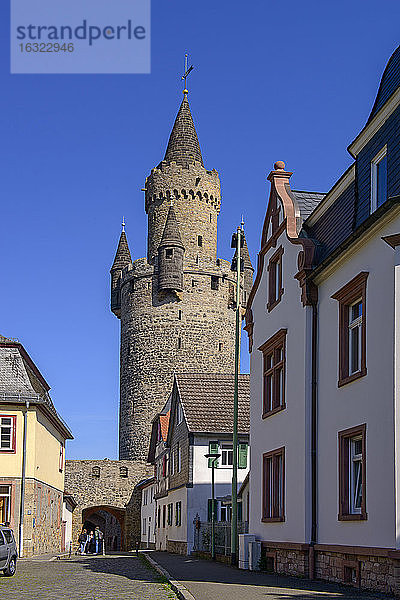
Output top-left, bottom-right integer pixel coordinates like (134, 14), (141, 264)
(110, 219), (132, 318)
(158, 205), (185, 295)
(231, 231), (254, 310)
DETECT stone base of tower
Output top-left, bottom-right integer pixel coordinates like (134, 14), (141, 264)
(65, 459), (153, 551)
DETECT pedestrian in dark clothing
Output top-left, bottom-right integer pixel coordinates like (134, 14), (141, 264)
(78, 529), (88, 555)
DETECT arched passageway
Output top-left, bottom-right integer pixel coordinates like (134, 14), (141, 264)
(82, 506), (125, 551)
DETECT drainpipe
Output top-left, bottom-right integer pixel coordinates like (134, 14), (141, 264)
(19, 400), (29, 558)
(309, 302), (318, 578)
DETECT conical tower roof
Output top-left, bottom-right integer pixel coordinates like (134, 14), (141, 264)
(164, 94), (203, 167)
(242, 236), (254, 271)
(111, 230), (132, 271)
(232, 232), (254, 271)
(160, 205), (184, 248)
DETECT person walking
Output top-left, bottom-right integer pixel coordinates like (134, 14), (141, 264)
(78, 529), (88, 555)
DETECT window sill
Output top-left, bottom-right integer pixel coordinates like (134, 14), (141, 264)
(0, 448), (16, 454)
(261, 516), (285, 523)
(338, 513), (368, 521)
(262, 404), (286, 419)
(338, 368), (367, 388)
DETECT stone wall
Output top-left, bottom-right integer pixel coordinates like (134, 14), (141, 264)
(145, 161), (221, 264)
(166, 539), (187, 555)
(315, 550), (397, 595)
(260, 544), (400, 596)
(65, 459), (152, 551)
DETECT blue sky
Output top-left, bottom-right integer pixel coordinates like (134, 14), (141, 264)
(1, 1), (399, 459)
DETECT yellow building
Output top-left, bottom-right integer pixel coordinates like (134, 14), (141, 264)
(0, 335), (73, 556)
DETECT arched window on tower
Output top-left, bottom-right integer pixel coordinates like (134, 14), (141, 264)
(92, 466), (100, 478)
(166, 249), (173, 259)
(197, 235), (203, 247)
(120, 466), (128, 478)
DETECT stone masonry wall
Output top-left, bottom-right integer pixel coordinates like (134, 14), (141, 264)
(119, 260), (238, 461)
(65, 459), (152, 551)
(315, 550), (398, 596)
(145, 161), (221, 264)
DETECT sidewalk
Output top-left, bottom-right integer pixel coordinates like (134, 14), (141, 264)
(149, 552), (394, 600)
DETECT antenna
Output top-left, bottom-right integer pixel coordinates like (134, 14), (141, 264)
(122, 216), (125, 232)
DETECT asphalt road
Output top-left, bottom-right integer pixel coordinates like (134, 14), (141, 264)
(0, 553), (177, 600)
(151, 552), (395, 600)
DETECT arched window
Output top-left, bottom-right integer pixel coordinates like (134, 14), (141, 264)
(92, 466), (100, 478)
(120, 466), (128, 478)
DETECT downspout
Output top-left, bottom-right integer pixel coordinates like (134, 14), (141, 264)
(309, 301), (318, 578)
(19, 400), (29, 557)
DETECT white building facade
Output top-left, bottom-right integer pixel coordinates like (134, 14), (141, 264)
(149, 373), (250, 555)
(245, 45), (400, 595)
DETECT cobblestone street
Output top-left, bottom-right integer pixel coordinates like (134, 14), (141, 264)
(0, 554), (177, 600)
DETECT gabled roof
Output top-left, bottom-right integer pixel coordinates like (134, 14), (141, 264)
(147, 404), (171, 464)
(291, 190), (326, 223)
(111, 231), (132, 272)
(164, 94), (203, 167)
(174, 373), (250, 435)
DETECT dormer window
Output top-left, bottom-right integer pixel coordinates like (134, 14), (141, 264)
(165, 249), (173, 259)
(371, 146), (387, 211)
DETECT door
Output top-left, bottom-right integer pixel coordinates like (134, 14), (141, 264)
(0, 532), (8, 569)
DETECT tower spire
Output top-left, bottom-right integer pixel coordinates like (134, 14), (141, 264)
(164, 93), (203, 167)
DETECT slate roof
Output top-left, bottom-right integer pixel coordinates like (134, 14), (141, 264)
(291, 190), (326, 222)
(175, 373), (250, 434)
(232, 233), (254, 271)
(0, 339), (73, 439)
(111, 231), (132, 271)
(164, 94), (203, 167)
(160, 205), (184, 248)
(368, 44), (400, 123)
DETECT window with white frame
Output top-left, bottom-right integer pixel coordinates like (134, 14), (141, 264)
(350, 437), (363, 514)
(221, 443), (233, 467)
(0, 485), (11, 523)
(371, 146), (387, 211)
(338, 424), (367, 520)
(0, 416), (16, 452)
(349, 299), (362, 375)
(170, 449), (175, 475)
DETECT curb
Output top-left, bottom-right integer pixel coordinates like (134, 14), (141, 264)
(143, 553), (197, 600)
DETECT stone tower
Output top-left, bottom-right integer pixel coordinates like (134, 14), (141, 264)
(111, 90), (254, 461)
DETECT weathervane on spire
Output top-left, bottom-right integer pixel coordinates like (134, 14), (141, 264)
(122, 216), (125, 232)
(181, 53), (193, 94)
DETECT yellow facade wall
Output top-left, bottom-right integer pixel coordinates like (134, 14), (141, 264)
(0, 404), (65, 493)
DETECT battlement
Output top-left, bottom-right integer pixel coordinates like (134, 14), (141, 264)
(145, 161), (221, 214)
